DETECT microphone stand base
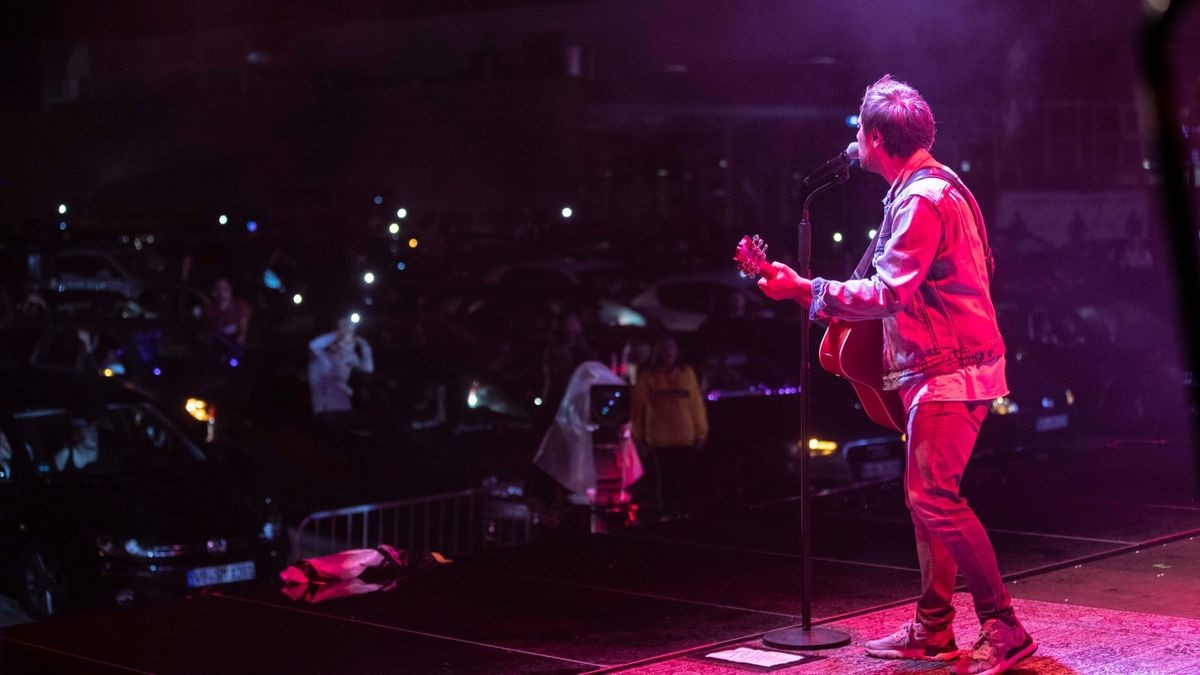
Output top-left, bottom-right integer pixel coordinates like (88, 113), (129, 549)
(762, 625), (851, 651)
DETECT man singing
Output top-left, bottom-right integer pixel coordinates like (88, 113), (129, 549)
(756, 75), (1036, 675)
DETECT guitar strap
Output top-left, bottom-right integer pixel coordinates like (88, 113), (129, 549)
(851, 165), (995, 281)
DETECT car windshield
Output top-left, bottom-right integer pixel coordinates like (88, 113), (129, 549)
(699, 352), (798, 396)
(133, 328), (241, 376)
(14, 403), (207, 480)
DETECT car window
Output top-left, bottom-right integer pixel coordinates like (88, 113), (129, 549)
(699, 353), (796, 394)
(656, 283), (710, 313)
(58, 254), (115, 279)
(35, 329), (86, 370)
(92, 332), (135, 377)
(496, 268), (565, 288)
(13, 404), (206, 480)
(134, 329), (237, 376)
(138, 289), (205, 322)
(50, 290), (139, 318)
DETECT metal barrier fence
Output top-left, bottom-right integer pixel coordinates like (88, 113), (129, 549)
(290, 488), (536, 561)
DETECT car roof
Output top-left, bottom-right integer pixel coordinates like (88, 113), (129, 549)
(0, 367), (145, 412)
(647, 270), (753, 287)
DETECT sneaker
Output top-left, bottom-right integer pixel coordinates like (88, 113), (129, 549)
(955, 619), (1038, 675)
(864, 620), (959, 661)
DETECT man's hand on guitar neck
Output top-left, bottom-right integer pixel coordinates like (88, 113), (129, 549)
(757, 261), (813, 307)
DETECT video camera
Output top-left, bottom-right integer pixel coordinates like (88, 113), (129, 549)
(588, 384), (630, 427)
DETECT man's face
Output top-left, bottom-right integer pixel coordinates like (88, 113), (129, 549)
(856, 122), (882, 176)
(213, 280), (232, 302)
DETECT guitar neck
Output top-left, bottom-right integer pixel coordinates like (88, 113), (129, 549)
(752, 258), (774, 279)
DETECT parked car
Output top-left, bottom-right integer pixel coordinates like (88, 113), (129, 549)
(0, 368), (287, 619)
(696, 349), (904, 498)
(485, 258), (639, 299)
(630, 271), (780, 332)
(47, 249), (141, 299)
(12, 318), (247, 443)
(41, 283), (208, 325)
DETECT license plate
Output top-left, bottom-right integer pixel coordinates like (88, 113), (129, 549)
(187, 561), (256, 588)
(859, 459), (903, 480)
(1035, 413), (1069, 432)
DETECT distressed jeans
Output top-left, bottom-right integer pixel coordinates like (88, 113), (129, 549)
(905, 400), (1016, 630)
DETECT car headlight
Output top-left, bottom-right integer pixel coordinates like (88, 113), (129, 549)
(789, 438), (839, 458)
(185, 398), (214, 422)
(807, 438), (840, 457)
(990, 396), (1019, 415)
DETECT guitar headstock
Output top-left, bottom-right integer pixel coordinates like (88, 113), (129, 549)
(733, 235), (771, 279)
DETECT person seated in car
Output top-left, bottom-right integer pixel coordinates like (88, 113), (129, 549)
(54, 417), (101, 472)
(203, 277), (253, 347)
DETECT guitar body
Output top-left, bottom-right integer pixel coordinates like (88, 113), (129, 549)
(818, 320), (907, 432)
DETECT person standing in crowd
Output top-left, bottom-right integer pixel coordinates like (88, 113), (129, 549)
(755, 75), (1035, 674)
(308, 315), (375, 436)
(542, 311), (592, 415)
(203, 277), (252, 347)
(630, 335), (708, 519)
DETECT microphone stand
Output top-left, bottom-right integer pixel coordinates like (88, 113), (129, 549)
(762, 168), (852, 651)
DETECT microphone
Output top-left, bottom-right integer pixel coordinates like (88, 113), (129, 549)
(802, 142), (859, 186)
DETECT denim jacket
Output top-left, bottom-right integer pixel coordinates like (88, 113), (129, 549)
(810, 152), (1005, 390)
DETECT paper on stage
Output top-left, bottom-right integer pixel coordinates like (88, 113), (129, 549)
(705, 646), (806, 667)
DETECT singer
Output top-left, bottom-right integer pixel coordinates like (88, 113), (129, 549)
(756, 75), (1036, 675)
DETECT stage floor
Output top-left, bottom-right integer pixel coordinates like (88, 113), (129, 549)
(1, 441), (1197, 673)
(611, 537), (1200, 674)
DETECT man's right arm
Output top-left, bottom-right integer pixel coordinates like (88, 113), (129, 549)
(810, 195), (942, 322)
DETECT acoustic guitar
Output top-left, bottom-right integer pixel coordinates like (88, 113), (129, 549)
(733, 234), (906, 431)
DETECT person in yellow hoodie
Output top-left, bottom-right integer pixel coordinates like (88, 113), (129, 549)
(631, 335), (708, 519)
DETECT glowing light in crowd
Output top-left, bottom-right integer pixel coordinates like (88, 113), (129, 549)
(229, 358), (239, 368)
(388, 223), (400, 235)
(868, 229), (878, 239)
(960, 161), (972, 172)
(533, 397), (543, 407)
(246, 220), (258, 233)
(373, 195), (383, 205)
(292, 293), (303, 305)
(58, 203), (68, 215)
(185, 398), (212, 422)
(846, 114), (860, 127)
(408, 238), (419, 249)
(218, 214), (228, 225)
(59, 222), (68, 231)
(397, 208), (408, 219)
(561, 207), (573, 219)
(363, 272), (376, 285)
(833, 232), (844, 243)
(350, 312), (361, 324)
(152, 368), (162, 376)
(395, 262), (407, 271)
